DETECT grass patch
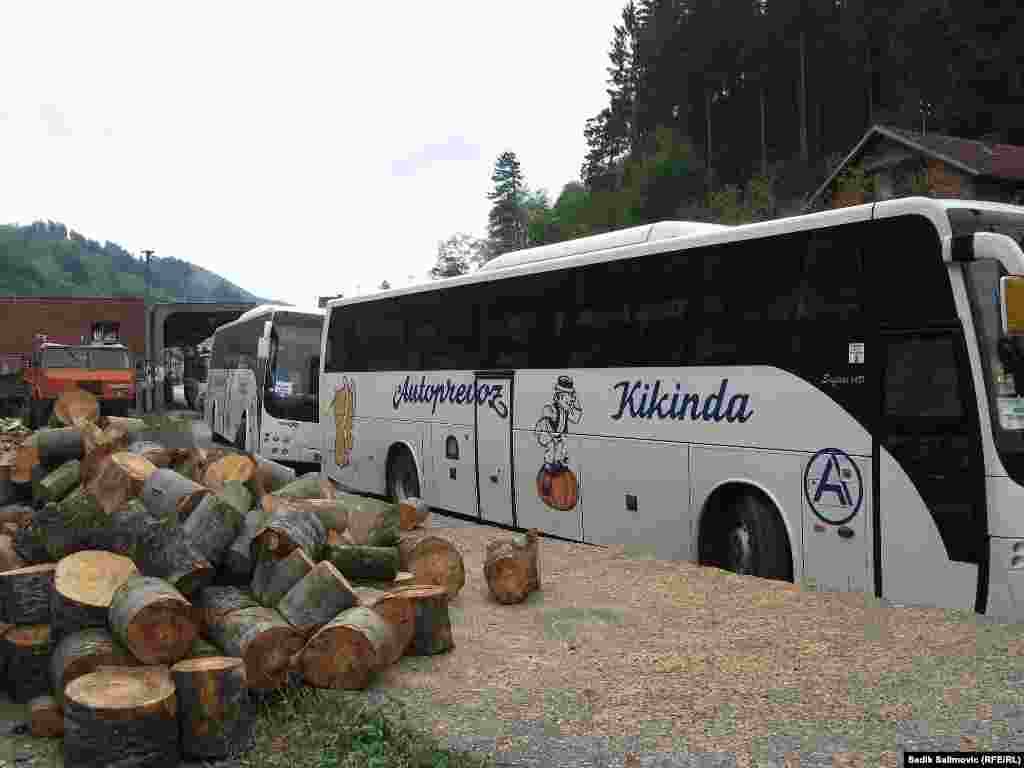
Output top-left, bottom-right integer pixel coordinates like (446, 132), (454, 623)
(239, 686), (494, 768)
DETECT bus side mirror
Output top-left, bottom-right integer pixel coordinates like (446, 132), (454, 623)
(1001, 276), (1024, 337)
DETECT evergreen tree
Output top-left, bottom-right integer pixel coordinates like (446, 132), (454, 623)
(486, 151), (527, 255)
(429, 233), (489, 279)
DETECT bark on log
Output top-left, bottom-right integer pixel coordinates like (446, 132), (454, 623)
(12, 524), (47, 565)
(54, 389), (100, 427)
(142, 468), (211, 522)
(397, 531), (466, 597)
(292, 498), (350, 534)
(51, 551), (139, 646)
(4, 624), (52, 702)
(296, 606), (393, 689)
(79, 423), (131, 485)
(103, 416), (150, 436)
(39, 486), (111, 560)
(181, 492), (245, 566)
(255, 455), (296, 493)
(134, 522), (215, 598)
(202, 454), (257, 494)
(364, 590), (417, 666)
(387, 584), (454, 656)
(50, 627), (138, 707)
(29, 694), (63, 737)
(219, 479), (253, 515)
(108, 575), (198, 665)
(484, 530), (540, 604)
(36, 427), (85, 466)
(250, 497), (326, 564)
(187, 636), (223, 659)
(271, 473), (323, 499)
(0, 533), (27, 572)
(171, 656), (255, 759)
(221, 505), (272, 586)
(127, 441), (174, 468)
(353, 586), (387, 606)
(194, 587), (261, 634)
(87, 452), (156, 516)
(35, 459), (81, 506)
(63, 667), (180, 768)
(13, 439), (39, 484)
(323, 544), (399, 582)
(0, 562), (55, 623)
(0, 504), (32, 526)
(398, 497), (431, 531)
(340, 493), (400, 546)
(204, 606), (304, 690)
(252, 547), (314, 608)
(277, 560), (358, 637)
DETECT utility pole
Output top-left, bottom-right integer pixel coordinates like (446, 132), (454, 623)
(141, 250), (155, 303)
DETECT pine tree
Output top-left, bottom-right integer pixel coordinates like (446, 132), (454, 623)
(486, 151), (526, 255)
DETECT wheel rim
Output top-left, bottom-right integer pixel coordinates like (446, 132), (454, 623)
(727, 523), (754, 575)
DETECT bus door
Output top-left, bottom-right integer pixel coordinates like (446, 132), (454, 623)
(475, 373), (514, 526)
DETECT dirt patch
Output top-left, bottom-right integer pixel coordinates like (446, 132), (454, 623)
(375, 522), (1024, 762)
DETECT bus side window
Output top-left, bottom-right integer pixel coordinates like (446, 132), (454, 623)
(797, 229), (864, 324)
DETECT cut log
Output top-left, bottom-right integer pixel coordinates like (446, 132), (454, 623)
(484, 529), (540, 604)
(319, 476), (337, 499)
(0, 533), (27, 572)
(79, 423), (131, 485)
(277, 560), (358, 637)
(250, 497), (326, 564)
(50, 627), (138, 707)
(399, 496), (431, 530)
(204, 605), (304, 690)
(256, 455), (296, 493)
(54, 388), (100, 427)
(12, 523), (47, 565)
(87, 452), (156, 516)
(221, 505), (273, 586)
(127, 441), (174, 468)
(29, 694), (63, 737)
(294, 498), (350, 534)
(181, 492), (245, 566)
(326, 529), (343, 547)
(51, 550), (139, 645)
(194, 586), (261, 633)
(63, 667), (179, 768)
(202, 454), (257, 494)
(171, 656), (255, 758)
(35, 458), (81, 505)
(397, 531), (466, 597)
(38, 488), (111, 560)
(340, 493), (400, 546)
(271, 472), (323, 499)
(142, 467), (211, 522)
(252, 547), (315, 607)
(36, 427), (86, 466)
(323, 544), (399, 582)
(0, 503), (33, 526)
(134, 521), (215, 598)
(0, 562), (55, 623)
(4, 624), (52, 702)
(296, 606), (393, 689)
(353, 586), (387, 606)
(364, 590), (417, 666)
(103, 415), (150, 435)
(219, 479), (253, 516)
(388, 584), (454, 656)
(187, 636), (223, 659)
(30, 462), (48, 507)
(13, 440), (39, 484)
(109, 575), (198, 665)
(173, 447), (209, 484)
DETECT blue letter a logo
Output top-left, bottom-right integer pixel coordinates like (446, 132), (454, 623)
(813, 454), (852, 506)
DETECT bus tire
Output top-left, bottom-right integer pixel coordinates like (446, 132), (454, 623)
(386, 448), (420, 503)
(700, 490), (792, 582)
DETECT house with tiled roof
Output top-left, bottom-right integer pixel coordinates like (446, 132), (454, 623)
(804, 125), (1024, 212)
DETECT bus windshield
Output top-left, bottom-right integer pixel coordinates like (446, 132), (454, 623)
(266, 312), (321, 422)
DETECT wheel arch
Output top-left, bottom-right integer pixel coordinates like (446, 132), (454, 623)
(385, 440), (424, 496)
(696, 478), (797, 581)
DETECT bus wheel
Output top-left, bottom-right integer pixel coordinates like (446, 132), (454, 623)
(701, 491), (792, 582)
(386, 448), (420, 503)
(235, 414), (247, 452)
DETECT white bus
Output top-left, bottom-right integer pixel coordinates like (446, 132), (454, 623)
(206, 304), (324, 466)
(319, 197), (1024, 621)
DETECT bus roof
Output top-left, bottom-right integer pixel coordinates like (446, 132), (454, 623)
(214, 304), (324, 334)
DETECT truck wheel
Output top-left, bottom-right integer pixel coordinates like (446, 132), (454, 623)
(386, 448), (420, 503)
(700, 490), (792, 582)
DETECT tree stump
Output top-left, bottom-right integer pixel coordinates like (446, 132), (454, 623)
(335, 493), (400, 545)
(204, 606), (304, 690)
(388, 584), (454, 656)
(87, 452), (157, 516)
(252, 547), (314, 608)
(250, 497), (326, 564)
(323, 544), (399, 581)
(4, 624), (52, 702)
(277, 560), (358, 637)
(181, 492), (245, 566)
(296, 606), (394, 689)
(0, 562), (56, 624)
(142, 468), (211, 522)
(484, 530), (540, 604)
(29, 694), (64, 737)
(221, 506), (272, 586)
(50, 627), (138, 707)
(364, 590), (416, 666)
(54, 389), (100, 427)
(398, 497), (431, 530)
(397, 531), (466, 597)
(63, 667), (179, 768)
(194, 587), (261, 634)
(171, 656), (255, 759)
(51, 551), (139, 645)
(108, 575), (198, 665)
(35, 459), (81, 506)
(271, 472), (323, 499)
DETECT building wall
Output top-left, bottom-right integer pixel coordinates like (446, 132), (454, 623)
(925, 159), (975, 198)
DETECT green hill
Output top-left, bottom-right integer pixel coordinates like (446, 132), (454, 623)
(0, 220), (275, 303)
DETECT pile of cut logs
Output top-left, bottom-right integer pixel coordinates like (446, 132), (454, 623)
(0, 388), (474, 768)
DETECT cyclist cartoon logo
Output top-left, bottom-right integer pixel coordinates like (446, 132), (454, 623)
(331, 377), (355, 468)
(534, 375), (583, 511)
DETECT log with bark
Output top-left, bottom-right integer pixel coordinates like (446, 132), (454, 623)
(394, 571), (417, 587)
(0, 533), (27, 572)
(292, 498), (350, 534)
(0, 562), (55, 624)
(387, 584), (454, 656)
(277, 560), (358, 637)
(142, 467), (210, 522)
(133, 518), (215, 598)
(186, 635), (223, 659)
(203, 605), (305, 690)
(87, 452), (156, 516)
(194, 586), (261, 634)
(63, 667), (180, 768)
(29, 694), (63, 737)
(221, 505), (272, 586)
(339, 493), (400, 546)
(219, 479), (253, 516)
(127, 441), (174, 468)
(323, 544), (399, 582)
(171, 656), (256, 759)
(484, 529), (540, 604)
(181, 492), (245, 566)
(103, 415), (150, 436)
(34, 458), (81, 506)
(51, 550), (139, 645)
(36, 488), (112, 561)
(12, 523), (47, 566)
(79, 423), (131, 485)
(4, 624), (52, 702)
(36, 427), (86, 466)
(397, 530), (466, 597)
(255, 455), (296, 493)
(50, 627), (138, 707)
(398, 496), (431, 531)
(364, 590), (417, 666)
(295, 606), (394, 689)
(108, 575), (198, 665)
(252, 547), (314, 608)
(271, 472), (323, 499)
(353, 586), (387, 606)
(13, 433), (39, 484)
(54, 388), (100, 427)
(250, 496), (326, 564)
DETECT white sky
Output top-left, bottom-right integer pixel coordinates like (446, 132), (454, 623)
(0, 2), (628, 308)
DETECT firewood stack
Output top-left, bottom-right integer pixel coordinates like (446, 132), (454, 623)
(0, 388), (467, 765)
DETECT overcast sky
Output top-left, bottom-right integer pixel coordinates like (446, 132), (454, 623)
(0, 2), (628, 308)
